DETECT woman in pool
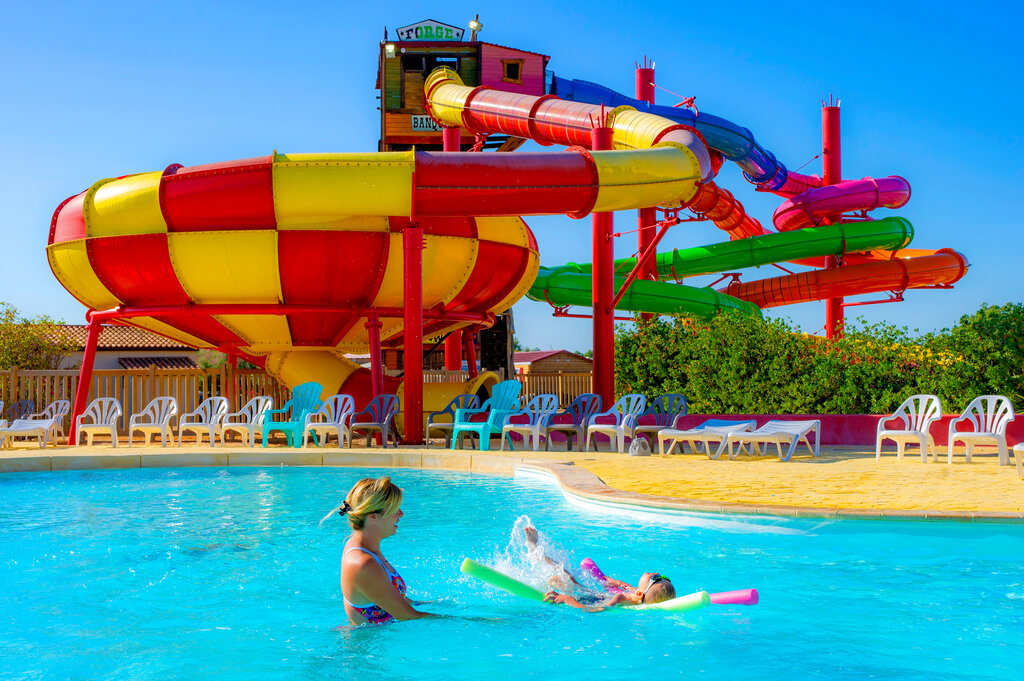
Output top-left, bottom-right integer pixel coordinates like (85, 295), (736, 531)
(322, 476), (433, 625)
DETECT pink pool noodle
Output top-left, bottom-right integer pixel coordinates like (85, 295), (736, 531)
(709, 589), (759, 605)
(582, 558), (758, 605)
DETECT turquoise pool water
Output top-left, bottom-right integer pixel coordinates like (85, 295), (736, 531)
(1, 467), (1021, 680)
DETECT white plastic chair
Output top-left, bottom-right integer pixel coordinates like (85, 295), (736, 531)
(947, 395), (1015, 465)
(27, 399), (71, 446)
(0, 418), (57, 449)
(501, 394), (560, 451)
(178, 397), (229, 446)
(726, 419), (821, 461)
(128, 397), (178, 447)
(585, 394), (647, 454)
(75, 398), (122, 447)
(1013, 443), (1024, 480)
(876, 394), (943, 462)
(303, 394), (355, 447)
(659, 418), (758, 458)
(221, 396), (274, 447)
(633, 394), (688, 444)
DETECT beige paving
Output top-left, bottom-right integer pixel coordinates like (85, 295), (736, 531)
(1, 441), (1020, 517)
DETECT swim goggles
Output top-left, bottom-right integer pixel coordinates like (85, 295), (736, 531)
(640, 573), (671, 603)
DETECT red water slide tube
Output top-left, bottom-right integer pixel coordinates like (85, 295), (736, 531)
(722, 250), (969, 308)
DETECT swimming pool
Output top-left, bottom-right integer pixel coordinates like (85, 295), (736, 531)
(1, 467), (1021, 680)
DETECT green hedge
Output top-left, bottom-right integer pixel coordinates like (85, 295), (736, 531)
(614, 303), (1024, 414)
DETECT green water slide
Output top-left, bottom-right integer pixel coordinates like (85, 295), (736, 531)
(526, 218), (913, 319)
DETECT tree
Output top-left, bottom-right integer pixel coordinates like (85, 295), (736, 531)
(0, 302), (78, 370)
(512, 337), (539, 352)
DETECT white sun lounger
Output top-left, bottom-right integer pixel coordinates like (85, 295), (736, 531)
(725, 419), (821, 461)
(658, 419), (758, 458)
(0, 418), (58, 449)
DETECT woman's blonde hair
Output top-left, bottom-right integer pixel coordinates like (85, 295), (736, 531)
(320, 476), (403, 529)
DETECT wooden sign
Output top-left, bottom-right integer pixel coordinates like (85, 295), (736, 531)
(395, 19), (464, 42)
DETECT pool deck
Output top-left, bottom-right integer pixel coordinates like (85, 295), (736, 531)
(1, 442), (1020, 521)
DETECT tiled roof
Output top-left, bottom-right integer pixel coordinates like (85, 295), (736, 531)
(514, 350), (590, 364)
(54, 325), (195, 350)
(119, 356), (198, 370)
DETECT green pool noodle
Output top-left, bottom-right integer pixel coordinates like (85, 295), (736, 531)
(461, 558), (548, 603)
(637, 589), (711, 612)
(461, 558), (711, 612)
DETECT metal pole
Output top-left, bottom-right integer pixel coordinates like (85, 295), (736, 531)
(636, 57), (658, 322)
(823, 98), (843, 339)
(402, 222), (425, 444)
(441, 125), (465, 370)
(463, 331), (478, 379)
(591, 123), (616, 406)
(365, 312), (384, 397)
(68, 319), (102, 444)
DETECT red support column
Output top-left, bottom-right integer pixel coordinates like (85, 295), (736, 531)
(403, 222), (425, 444)
(68, 318), (102, 444)
(227, 353), (238, 409)
(636, 57), (658, 322)
(463, 331), (478, 379)
(822, 98), (843, 339)
(591, 123), (616, 406)
(442, 125), (465, 370)
(365, 313), (384, 397)
(444, 330), (463, 370)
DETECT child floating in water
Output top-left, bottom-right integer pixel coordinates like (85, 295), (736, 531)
(521, 523), (677, 610)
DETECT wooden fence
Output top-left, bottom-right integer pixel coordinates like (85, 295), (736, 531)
(0, 366), (594, 434)
(1, 366), (288, 433)
(391, 370), (592, 406)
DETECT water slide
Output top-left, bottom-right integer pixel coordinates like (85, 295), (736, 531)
(47, 72), (776, 420)
(546, 75), (968, 306)
(425, 70), (967, 314)
(48, 65), (967, 428)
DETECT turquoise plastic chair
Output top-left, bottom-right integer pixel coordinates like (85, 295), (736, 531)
(262, 382), (323, 447)
(451, 380), (522, 451)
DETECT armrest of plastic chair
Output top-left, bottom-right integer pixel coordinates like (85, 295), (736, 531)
(222, 410), (250, 425)
(876, 413), (909, 433)
(351, 406), (377, 424)
(426, 410), (453, 425)
(454, 407), (489, 423)
(587, 409), (620, 428)
(503, 409), (532, 426)
(263, 406), (293, 423)
(947, 412), (978, 435)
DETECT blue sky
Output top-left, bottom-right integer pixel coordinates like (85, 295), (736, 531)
(2, 0), (1021, 351)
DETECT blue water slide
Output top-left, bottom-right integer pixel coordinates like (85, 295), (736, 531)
(548, 74), (791, 190)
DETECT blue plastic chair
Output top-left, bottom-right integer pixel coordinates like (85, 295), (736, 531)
(540, 393), (602, 451)
(585, 394), (647, 454)
(634, 394), (688, 444)
(350, 394), (401, 448)
(501, 394), (560, 451)
(6, 400), (35, 421)
(451, 380), (522, 451)
(262, 382), (323, 447)
(426, 394), (481, 447)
